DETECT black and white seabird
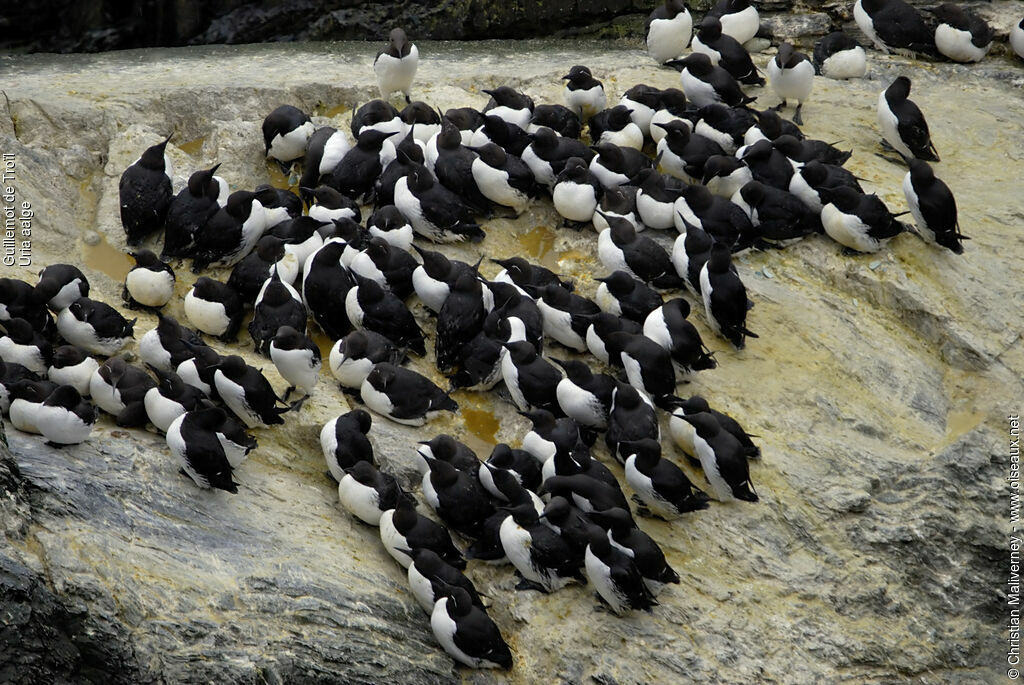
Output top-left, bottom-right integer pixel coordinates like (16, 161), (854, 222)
(665, 53), (755, 109)
(34, 264), (88, 312)
(143, 366), (207, 433)
(262, 105), (315, 165)
(408, 549), (484, 615)
(646, 0), (693, 64)
(589, 506), (680, 595)
(589, 105), (644, 151)
(329, 329), (405, 390)
(500, 341), (563, 415)
(605, 383), (660, 464)
(380, 498), (465, 570)
(119, 135), (173, 246)
(213, 355), (290, 428)
(338, 461), (412, 526)
(163, 164), (223, 259)
(813, 32), (868, 80)
(595, 271), (663, 324)
(500, 502), (585, 593)
(854, 0), (934, 55)
(320, 409), (375, 483)
(269, 325), (320, 401)
(583, 529), (658, 615)
(166, 408), (241, 493)
(184, 277), (244, 342)
(551, 357), (616, 431)
(430, 586), (513, 670)
(360, 362), (458, 426)
(643, 298), (717, 374)
(56, 298), (136, 356)
(421, 456), (494, 539)
(395, 160), (485, 243)
(706, 0), (760, 44)
(346, 274), (426, 356)
(622, 438), (710, 519)
(562, 65), (607, 121)
(667, 394), (761, 459)
(34, 384), (95, 446)
(700, 243), (757, 349)
(692, 15), (764, 85)
(89, 356), (154, 427)
(679, 411), (759, 502)
(249, 274), (306, 355)
(903, 158), (966, 254)
(877, 76), (939, 162)
(551, 157), (601, 227)
(597, 213), (682, 289)
(536, 283), (600, 353)
(820, 186), (907, 254)
(123, 249), (175, 309)
(47, 345), (98, 396)
(767, 42), (815, 125)
(0, 317), (51, 375)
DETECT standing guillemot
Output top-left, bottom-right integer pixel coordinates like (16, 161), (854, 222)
(878, 76), (939, 162)
(374, 28), (419, 103)
(700, 243), (758, 349)
(646, 0), (692, 64)
(269, 325), (320, 401)
(320, 409), (375, 482)
(679, 411), (759, 502)
(119, 135), (173, 246)
(902, 158), (967, 254)
(767, 43), (815, 126)
(562, 65), (606, 121)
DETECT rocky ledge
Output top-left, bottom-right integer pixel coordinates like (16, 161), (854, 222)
(0, 40), (1018, 682)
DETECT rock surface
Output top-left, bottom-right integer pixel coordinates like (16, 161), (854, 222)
(0, 40), (1019, 682)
